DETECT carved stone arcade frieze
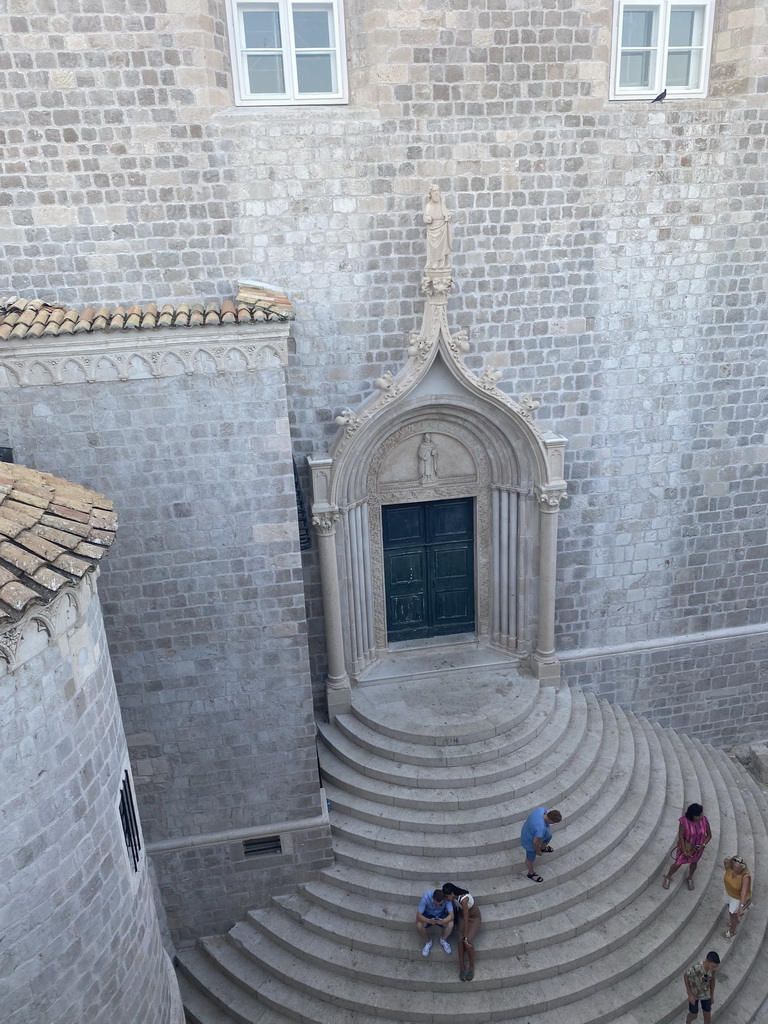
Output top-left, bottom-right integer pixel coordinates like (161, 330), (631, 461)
(0, 327), (289, 389)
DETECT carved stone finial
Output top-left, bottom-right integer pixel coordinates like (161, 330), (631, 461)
(374, 371), (396, 392)
(521, 394), (541, 417)
(423, 185), (452, 271)
(446, 329), (470, 358)
(477, 365), (503, 391)
(334, 409), (362, 436)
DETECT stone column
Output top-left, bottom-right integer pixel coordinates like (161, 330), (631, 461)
(532, 486), (566, 683)
(312, 509), (352, 720)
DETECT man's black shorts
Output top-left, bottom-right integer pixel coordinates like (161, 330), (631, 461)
(688, 999), (712, 1014)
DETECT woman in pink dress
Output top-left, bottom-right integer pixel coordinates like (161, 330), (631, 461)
(662, 803), (712, 890)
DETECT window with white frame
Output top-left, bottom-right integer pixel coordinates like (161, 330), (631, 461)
(227, 0), (347, 105)
(610, 0), (715, 100)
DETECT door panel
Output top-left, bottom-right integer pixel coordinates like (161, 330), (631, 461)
(428, 499), (473, 543)
(383, 497), (475, 642)
(430, 542), (474, 634)
(383, 504), (424, 546)
(384, 546), (429, 639)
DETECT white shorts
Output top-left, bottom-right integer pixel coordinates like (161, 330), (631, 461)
(726, 892), (741, 914)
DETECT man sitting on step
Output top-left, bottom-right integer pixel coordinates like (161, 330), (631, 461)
(520, 806), (562, 882)
(416, 888), (454, 957)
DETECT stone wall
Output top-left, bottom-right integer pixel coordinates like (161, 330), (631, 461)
(0, 576), (177, 1024)
(0, 343), (333, 938)
(1, 0), (766, 739)
(563, 629), (768, 748)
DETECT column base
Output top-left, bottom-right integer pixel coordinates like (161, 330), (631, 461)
(326, 676), (352, 722)
(531, 654), (561, 685)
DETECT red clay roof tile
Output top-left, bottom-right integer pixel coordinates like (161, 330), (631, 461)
(0, 464), (117, 624)
(0, 288), (293, 343)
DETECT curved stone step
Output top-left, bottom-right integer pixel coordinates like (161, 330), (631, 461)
(319, 688), (602, 811)
(708, 761), (768, 1023)
(319, 684), (588, 793)
(333, 682), (558, 767)
(177, 669), (768, 1024)
(177, 948), (295, 1024)
(326, 713), (654, 884)
(322, 693), (626, 835)
(325, 700), (637, 857)
(217, 873), (739, 1021)
(324, 700), (646, 873)
(179, 940), (384, 1024)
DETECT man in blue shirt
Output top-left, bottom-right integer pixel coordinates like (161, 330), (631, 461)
(416, 887), (455, 957)
(520, 807), (562, 882)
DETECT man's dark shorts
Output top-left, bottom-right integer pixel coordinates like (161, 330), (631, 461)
(688, 999), (712, 1015)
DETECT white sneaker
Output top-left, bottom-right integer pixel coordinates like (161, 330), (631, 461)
(440, 938), (452, 954)
(422, 941), (432, 957)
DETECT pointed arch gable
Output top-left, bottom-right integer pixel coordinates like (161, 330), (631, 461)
(308, 209), (567, 718)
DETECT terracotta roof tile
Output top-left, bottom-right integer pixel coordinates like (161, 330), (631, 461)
(0, 288), (294, 343)
(0, 464), (117, 624)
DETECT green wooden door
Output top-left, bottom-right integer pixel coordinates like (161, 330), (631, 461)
(383, 497), (475, 641)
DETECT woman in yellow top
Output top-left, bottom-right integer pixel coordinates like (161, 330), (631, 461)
(723, 856), (751, 939)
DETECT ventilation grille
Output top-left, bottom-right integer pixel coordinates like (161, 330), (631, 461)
(243, 835), (282, 858)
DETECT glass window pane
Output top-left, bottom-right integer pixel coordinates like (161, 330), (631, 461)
(247, 53), (286, 93)
(666, 48), (701, 87)
(295, 52), (334, 92)
(293, 7), (333, 49)
(620, 50), (654, 87)
(243, 7), (282, 49)
(669, 7), (703, 46)
(621, 8), (657, 48)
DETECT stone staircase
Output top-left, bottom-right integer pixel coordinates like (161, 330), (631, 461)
(176, 660), (768, 1023)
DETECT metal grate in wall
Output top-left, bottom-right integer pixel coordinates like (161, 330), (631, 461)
(294, 457), (312, 551)
(119, 769), (142, 872)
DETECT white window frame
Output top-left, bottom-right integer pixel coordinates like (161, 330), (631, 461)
(610, 0), (715, 101)
(227, 0), (348, 106)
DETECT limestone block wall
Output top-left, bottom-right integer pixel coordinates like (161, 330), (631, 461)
(563, 631), (768, 748)
(0, 341), (332, 940)
(1, 0), (766, 742)
(0, 575), (178, 1024)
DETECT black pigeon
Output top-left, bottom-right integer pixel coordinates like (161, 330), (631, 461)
(651, 89), (666, 102)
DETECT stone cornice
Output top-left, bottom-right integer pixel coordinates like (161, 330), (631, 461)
(0, 323), (290, 388)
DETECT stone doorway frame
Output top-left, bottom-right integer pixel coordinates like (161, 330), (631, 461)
(309, 254), (567, 720)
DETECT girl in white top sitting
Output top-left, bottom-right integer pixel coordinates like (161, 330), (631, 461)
(442, 882), (481, 981)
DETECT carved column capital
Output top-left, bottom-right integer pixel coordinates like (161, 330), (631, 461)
(312, 511), (340, 536)
(535, 486), (567, 512)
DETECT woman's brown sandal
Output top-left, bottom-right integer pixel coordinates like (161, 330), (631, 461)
(662, 876), (671, 890)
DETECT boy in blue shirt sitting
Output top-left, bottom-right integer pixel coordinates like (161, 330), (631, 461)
(416, 887), (455, 957)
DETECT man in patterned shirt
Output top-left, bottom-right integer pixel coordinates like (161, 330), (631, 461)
(684, 951), (720, 1024)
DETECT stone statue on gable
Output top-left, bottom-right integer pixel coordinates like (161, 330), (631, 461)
(423, 185), (452, 269)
